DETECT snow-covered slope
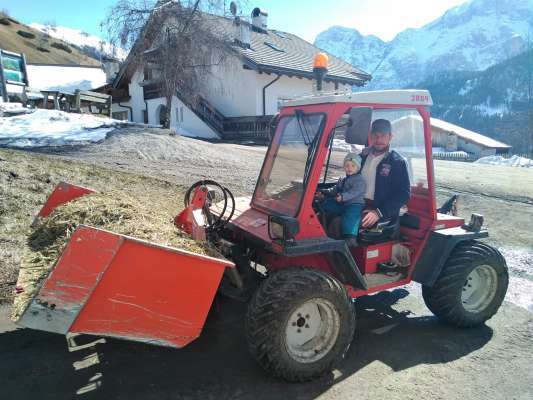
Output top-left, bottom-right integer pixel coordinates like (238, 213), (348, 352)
(315, 0), (533, 88)
(30, 23), (127, 61)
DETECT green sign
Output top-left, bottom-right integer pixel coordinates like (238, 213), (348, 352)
(1, 51), (25, 83)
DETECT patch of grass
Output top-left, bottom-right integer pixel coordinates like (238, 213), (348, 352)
(50, 41), (72, 53)
(0, 149), (207, 309)
(17, 30), (35, 39)
(8, 17), (20, 24)
(36, 46), (50, 53)
(0, 18), (10, 26)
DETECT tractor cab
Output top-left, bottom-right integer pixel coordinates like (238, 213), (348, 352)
(225, 89), (450, 294)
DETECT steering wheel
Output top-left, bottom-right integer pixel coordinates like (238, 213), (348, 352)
(184, 180), (235, 231)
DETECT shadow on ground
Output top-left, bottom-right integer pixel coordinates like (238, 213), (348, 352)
(1, 289), (493, 400)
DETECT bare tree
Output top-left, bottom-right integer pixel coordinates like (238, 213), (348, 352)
(101, 0), (242, 128)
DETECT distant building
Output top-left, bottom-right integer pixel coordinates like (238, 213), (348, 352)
(430, 117), (511, 156)
(393, 115), (511, 156)
(108, 8), (371, 140)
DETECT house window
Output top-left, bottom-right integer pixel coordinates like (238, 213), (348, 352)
(175, 106), (184, 123)
(143, 67), (153, 81)
(264, 42), (284, 52)
(112, 111), (128, 121)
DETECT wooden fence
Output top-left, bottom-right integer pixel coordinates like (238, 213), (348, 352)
(432, 152), (530, 163)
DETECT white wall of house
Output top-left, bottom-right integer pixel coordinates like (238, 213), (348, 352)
(456, 138), (496, 156)
(146, 96), (218, 138)
(204, 55), (348, 117)
(129, 69), (147, 123)
(432, 127), (497, 156)
(121, 55), (352, 138)
(259, 74), (350, 115)
(432, 129), (458, 151)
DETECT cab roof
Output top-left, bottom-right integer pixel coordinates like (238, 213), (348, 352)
(281, 89), (433, 107)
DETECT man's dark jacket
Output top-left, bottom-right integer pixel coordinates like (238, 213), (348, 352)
(361, 149), (410, 222)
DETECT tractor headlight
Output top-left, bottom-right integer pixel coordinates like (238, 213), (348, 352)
(268, 215), (299, 241)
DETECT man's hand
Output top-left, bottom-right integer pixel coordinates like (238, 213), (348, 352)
(335, 194), (342, 203)
(362, 209), (380, 228)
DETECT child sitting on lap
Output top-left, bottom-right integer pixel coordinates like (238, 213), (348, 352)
(317, 153), (366, 245)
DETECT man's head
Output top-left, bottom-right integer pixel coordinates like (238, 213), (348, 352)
(343, 153), (361, 175)
(370, 119), (392, 153)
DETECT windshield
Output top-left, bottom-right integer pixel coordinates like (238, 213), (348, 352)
(253, 112), (326, 216)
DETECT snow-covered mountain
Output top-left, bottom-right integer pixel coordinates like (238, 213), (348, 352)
(30, 23), (128, 61)
(413, 49), (533, 153)
(315, 0), (533, 89)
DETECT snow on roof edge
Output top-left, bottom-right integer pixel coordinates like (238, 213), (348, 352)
(430, 117), (511, 149)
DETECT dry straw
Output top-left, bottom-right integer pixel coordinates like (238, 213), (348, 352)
(12, 191), (212, 320)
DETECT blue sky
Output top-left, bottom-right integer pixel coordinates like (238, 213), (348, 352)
(2, 0), (468, 43)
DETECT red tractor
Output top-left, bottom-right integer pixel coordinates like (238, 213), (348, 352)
(16, 89), (508, 382)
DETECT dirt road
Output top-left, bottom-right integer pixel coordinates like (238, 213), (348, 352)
(2, 127), (533, 399)
(1, 291), (532, 400)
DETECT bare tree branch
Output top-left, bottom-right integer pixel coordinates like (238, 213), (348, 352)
(102, 0), (243, 128)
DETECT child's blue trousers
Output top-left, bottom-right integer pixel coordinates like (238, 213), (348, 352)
(322, 198), (363, 237)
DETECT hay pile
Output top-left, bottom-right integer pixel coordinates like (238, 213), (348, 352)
(12, 191), (214, 321)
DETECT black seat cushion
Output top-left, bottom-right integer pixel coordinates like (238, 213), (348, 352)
(358, 219), (400, 244)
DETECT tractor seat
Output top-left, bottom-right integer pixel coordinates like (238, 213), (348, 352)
(358, 219), (400, 244)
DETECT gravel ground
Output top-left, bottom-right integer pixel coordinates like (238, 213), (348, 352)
(31, 127), (266, 195)
(2, 127), (533, 399)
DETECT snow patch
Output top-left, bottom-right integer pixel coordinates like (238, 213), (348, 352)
(474, 155), (533, 167)
(0, 102), (29, 115)
(0, 109), (120, 147)
(332, 139), (361, 152)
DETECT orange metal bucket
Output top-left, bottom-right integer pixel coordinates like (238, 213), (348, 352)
(17, 183), (234, 348)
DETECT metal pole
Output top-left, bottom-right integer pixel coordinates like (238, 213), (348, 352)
(0, 50), (8, 102)
(262, 74), (281, 115)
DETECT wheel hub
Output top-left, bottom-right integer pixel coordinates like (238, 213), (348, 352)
(285, 298), (340, 364)
(461, 264), (498, 313)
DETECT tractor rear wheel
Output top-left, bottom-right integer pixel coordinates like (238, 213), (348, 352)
(422, 241), (508, 327)
(245, 267), (355, 382)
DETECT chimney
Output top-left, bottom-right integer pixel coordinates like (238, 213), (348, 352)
(251, 7), (268, 32)
(233, 16), (251, 49)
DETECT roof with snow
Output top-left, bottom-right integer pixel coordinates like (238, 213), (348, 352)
(114, 10), (371, 88)
(398, 115), (511, 149)
(430, 117), (511, 149)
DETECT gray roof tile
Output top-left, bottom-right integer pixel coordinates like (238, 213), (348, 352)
(209, 15), (371, 85)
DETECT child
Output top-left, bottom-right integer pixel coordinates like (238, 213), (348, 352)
(318, 153), (366, 245)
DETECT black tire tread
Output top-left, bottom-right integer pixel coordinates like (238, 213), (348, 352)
(245, 267), (355, 382)
(422, 241), (508, 327)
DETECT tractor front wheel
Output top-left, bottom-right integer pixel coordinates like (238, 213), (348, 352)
(245, 267), (355, 382)
(422, 241), (508, 327)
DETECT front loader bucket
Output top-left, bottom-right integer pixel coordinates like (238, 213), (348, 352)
(16, 225), (234, 348)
